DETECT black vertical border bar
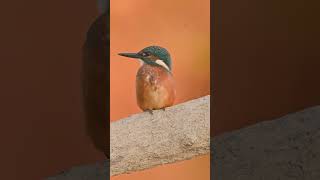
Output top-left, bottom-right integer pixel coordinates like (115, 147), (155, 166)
(106, 0), (111, 179)
(210, 0), (212, 178)
(210, 0), (216, 179)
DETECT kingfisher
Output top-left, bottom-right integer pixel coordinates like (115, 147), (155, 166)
(119, 46), (176, 113)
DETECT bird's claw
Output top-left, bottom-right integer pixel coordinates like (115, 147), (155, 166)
(147, 110), (153, 115)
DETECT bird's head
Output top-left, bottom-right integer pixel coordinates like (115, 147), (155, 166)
(118, 46), (172, 72)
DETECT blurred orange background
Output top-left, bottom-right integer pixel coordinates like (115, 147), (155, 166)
(110, 0), (210, 179)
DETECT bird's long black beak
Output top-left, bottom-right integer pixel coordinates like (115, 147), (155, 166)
(118, 53), (142, 59)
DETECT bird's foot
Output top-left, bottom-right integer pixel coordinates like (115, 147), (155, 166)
(146, 109), (153, 115)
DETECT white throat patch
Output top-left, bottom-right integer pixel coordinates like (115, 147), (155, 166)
(155, 60), (170, 71)
(138, 59), (144, 66)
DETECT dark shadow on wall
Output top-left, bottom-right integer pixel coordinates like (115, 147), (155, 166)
(82, 11), (110, 159)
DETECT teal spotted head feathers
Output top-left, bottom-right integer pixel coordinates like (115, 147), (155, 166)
(118, 46), (172, 72)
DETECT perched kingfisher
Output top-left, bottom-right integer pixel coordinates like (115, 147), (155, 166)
(119, 46), (176, 113)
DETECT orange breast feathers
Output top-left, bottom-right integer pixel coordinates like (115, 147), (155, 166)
(135, 64), (176, 111)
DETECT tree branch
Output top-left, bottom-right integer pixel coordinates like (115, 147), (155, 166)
(111, 95), (210, 176)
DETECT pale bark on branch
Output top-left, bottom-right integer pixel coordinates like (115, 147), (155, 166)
(111, 95), (210, 176)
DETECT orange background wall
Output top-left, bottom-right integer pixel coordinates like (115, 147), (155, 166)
(0, 0), (209, 179)
(110, 0), (210, 179)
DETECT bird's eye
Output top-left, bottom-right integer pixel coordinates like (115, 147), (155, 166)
(141, 52), (150, 57)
